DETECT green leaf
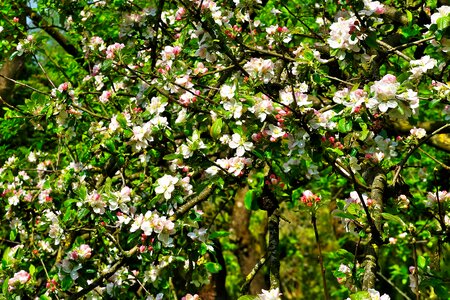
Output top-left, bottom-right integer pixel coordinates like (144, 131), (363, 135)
(338, 119), (352, 133)
(437, 16), (450, 30)
(244, 189), (259, 210)
(209, 230), (229, 239)
(29, 264), (36, 276)
(116, 113), (127, 128)
(350, 291), (371, 300)
(61, 276), (73, 291)
(237, 296), (258, 300)
(9, 229), (17, 241)
(406, 10), (413, 24)
(104, 139), (116, 153)
(163, 153), (182, 160)
(210, 118), (223, 139)
(2, 277), (9, 295)
(381, 212), (406, 227)
(77, 208), (90, 219)
(204, 262), (222, 273)
(347, 203), (362, 216)
(365, 32), (378, 48)
(417, 255), (426, 269)
(332, 210), (357, 220)
(327, 147), (344, 156)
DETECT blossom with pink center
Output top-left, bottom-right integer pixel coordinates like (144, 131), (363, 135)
(327, 16), (364, 59)
(99, 90), (112, 103)
(8, 270), (31, 291)
(243, 58), (275, 83)
(301, 190), (320, 207)
(368, 74), (400, 113)
(70, 244), (92, 260)
(105, 43), (125, 59)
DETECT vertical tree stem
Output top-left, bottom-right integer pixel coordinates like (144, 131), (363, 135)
(268, 209), (280, 289)
(312, 212), (330, 300)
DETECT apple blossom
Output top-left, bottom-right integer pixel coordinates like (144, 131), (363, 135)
(8, 270), (31, 291)
(409, 55), (437, 79)
(243, 58), (275, 83)
(223, 99), (243, 119)
(229, 133), (254, 156)
(425, 190), (450, 207)
(258, 287), (282, 300)
(409, 127), (427, 139)
(155, 174), (179, 200)
(220, 84), (236, 99)
(368, 74), (400, 113)
(368, 288), (391, 300)
(327, 16), (364, 59)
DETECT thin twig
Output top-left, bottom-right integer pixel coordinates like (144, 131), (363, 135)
(0, 74), (49, 95)
(417, 148), (450, 170)
(390, 36), (435, 52)
(312, 212), (330, 300)
(377, 271), (412, 300)
(393, 123), (450, 185)
(376, 39), (411, 62)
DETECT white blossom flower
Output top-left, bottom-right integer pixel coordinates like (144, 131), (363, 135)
(258, 287), (282, 300)
(223, 99), (243, 119)
(430, 6), (450, 25)
(228, 133), (254, 156)
(148, 96), (168, 115)
(409, 55), (437, 79)
(8, 270), (31, 291)
(266, 124), (285, 139)
(243, 58), (275, 83)
(368, 74), (400, 113)
(368, 288), (391, 300)
(425, 190), (450, 207)
(220, 84), (236, 99)
(410, 127), (426, 139)
(327, 16), (364, 59)
(155, 175), (179, 200)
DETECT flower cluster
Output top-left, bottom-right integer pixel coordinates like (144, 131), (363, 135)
(206, 156), (252, 177)
(425, 190), (450, 207)
(130, 210), (176, 246)
(8, 270), (31, 292)
(69, 244), (92, 261)
(327, 16), (364, 59)
(155, 174), (179, 200)
(243, 58), (275, 83)
(409, 55), (437, 79)
(333, 88), (368, 113)
(105, 42), (125, 59)
(301, 190), (320, 207)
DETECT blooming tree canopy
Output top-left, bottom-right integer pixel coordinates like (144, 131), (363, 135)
(0, 0), (450, 299)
